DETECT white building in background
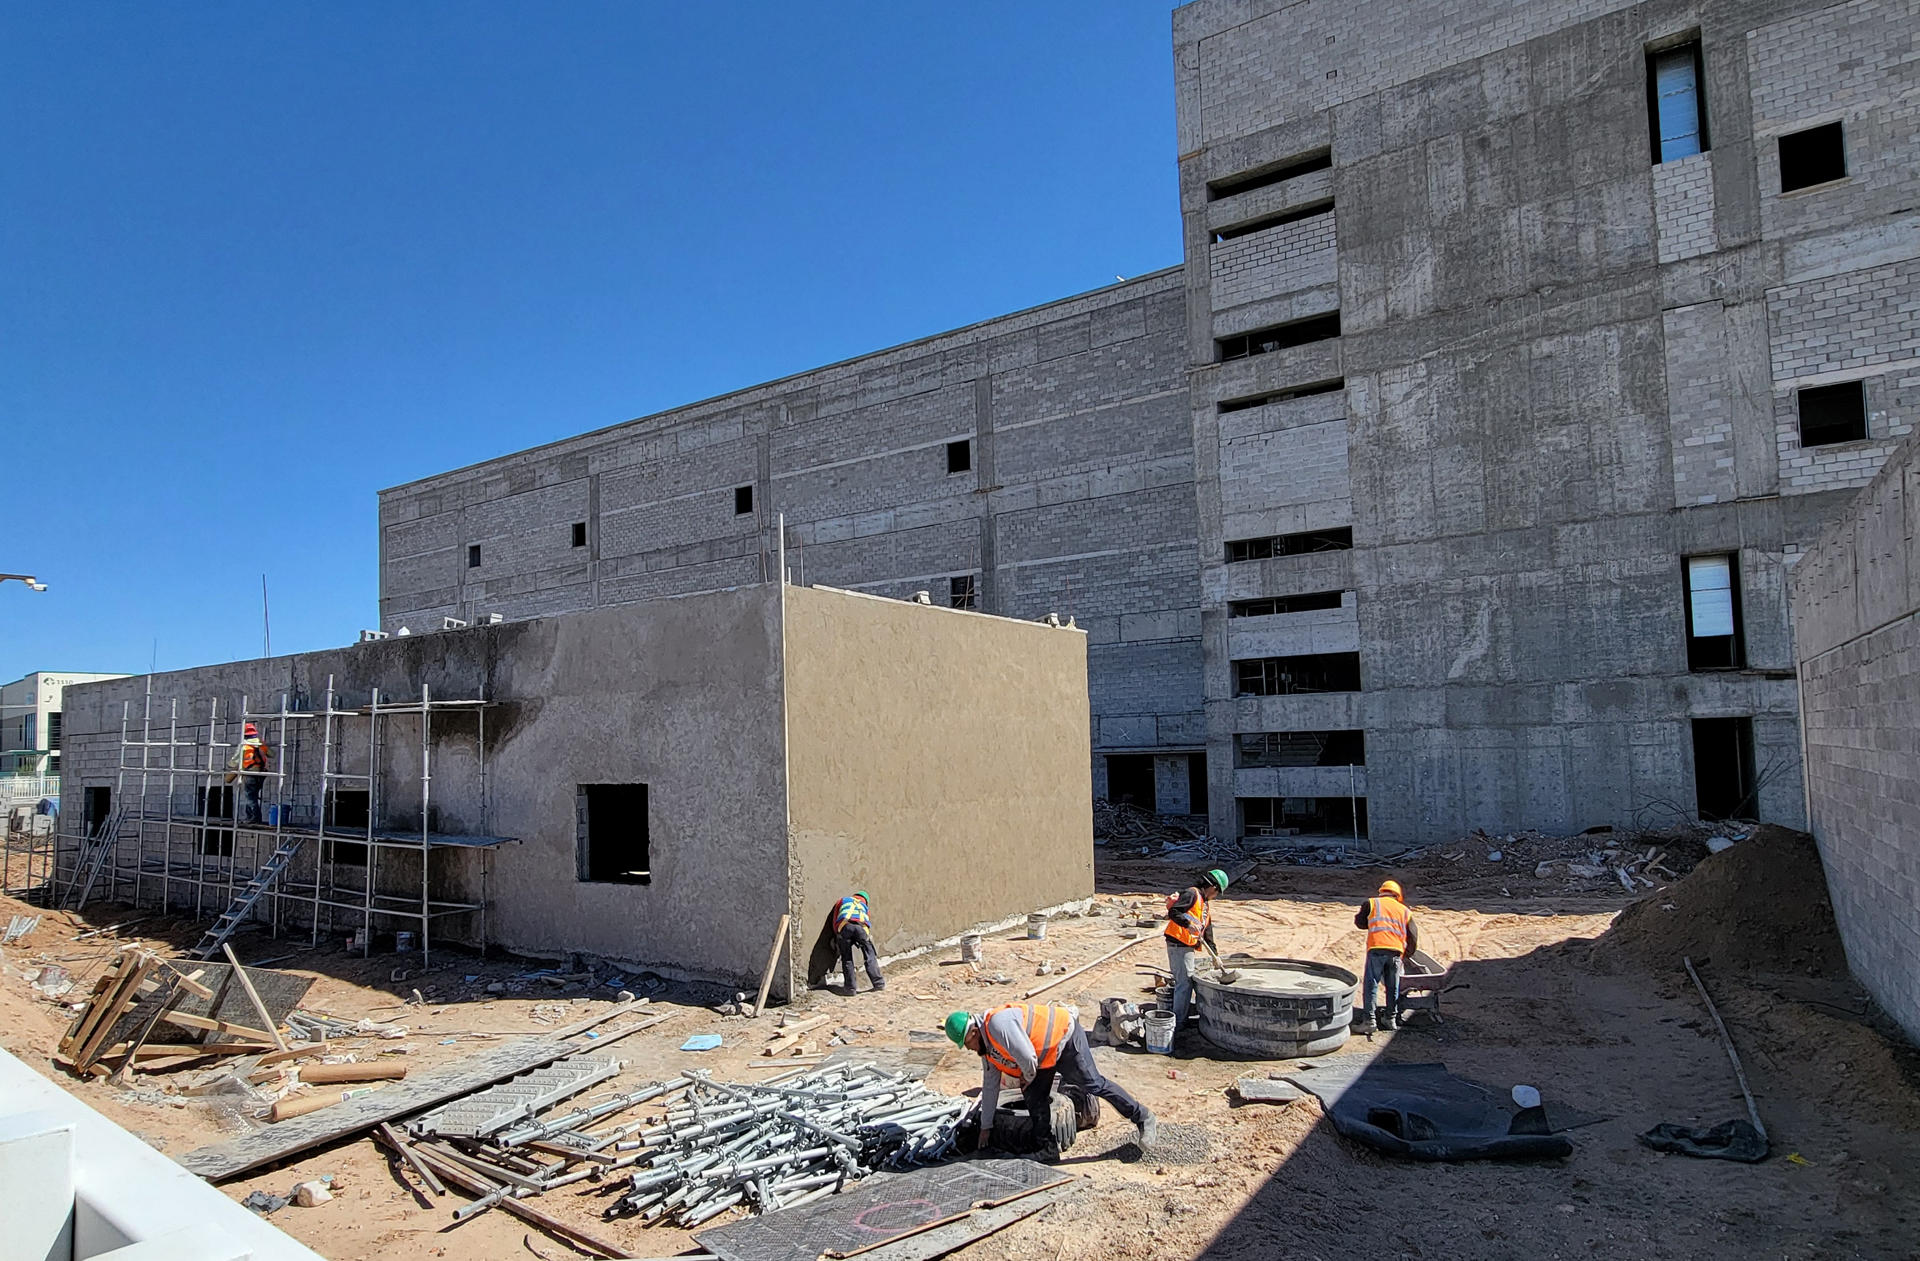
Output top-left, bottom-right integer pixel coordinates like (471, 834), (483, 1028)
(1, 671), (127, 779)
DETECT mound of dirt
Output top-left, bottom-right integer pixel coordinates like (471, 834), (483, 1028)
(1591, 824), (1849, 977)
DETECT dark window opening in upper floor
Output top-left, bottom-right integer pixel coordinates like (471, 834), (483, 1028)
(1233, 651), (1362, 696)
(571, 521), (587, 548)
(1647, 40), (1708, 163)
(1683, 553), (1745, 671)
(949, 574), (977, 609)
(1207, 149), (1332, 201)
(1225, 527), (1354, 563)
(1798, 380), (1867, 447)
(1213, 200), (1335, 243)
(734, 485), (754, 515)
(1779, 122), (1846, 191)
(1217, 313), (1341, 362)
(1218, 378), (1345, 414)
(1228, 590), (1345, 618)
(946, 439), (972, 474)
(1236, 730), (1366, 768)
(467, 544), (481, 568)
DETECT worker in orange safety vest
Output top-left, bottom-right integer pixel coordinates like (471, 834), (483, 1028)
(1355, 879), (1418, 1031)
(1163, 868), (1228, 1040)
(945, 1002), (1156, 1152)
(224, 722), (272, 825)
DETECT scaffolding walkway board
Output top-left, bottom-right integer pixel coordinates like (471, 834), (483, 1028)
(54, 675), (512, 967)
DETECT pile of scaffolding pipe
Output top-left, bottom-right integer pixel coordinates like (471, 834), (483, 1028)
(600, 1063), (969, 1229)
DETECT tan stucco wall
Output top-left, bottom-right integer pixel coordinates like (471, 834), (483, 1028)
(781, 585), (1093, 986)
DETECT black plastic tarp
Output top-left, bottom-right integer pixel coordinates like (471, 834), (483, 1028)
(1286, 1061), (1573, 1161)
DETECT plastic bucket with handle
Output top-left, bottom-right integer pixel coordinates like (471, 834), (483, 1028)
(1143, 1009), (1176, 1054)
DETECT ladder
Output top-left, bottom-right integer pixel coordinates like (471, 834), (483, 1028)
(192, 834), (306, 959)
(66, 808), (126, 910)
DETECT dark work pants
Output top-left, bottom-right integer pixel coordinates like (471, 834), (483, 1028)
(837, 924), (883, 990)
(1024, 1025), (1146, 1131)
(1364, 948), (1403, 1014)
(238, 775), (264, 825)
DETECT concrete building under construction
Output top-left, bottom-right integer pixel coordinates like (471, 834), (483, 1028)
(379, 0), (1918, 847)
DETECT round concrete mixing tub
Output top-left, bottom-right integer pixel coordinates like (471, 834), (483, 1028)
(1192, 956), (1358, 1057)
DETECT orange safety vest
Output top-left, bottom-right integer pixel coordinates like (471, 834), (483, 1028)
(1366, 896), (1411, 952)
(1164, 888), (1211, 948)
(981, 1003), (1072, 1079)
(240, 740), (269, 771)
(832, 896), (870, 933)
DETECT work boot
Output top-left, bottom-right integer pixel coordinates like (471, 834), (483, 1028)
(872, 979), (887, 991)
(1373, 1007), (1391, 1032)
(1382, 1009), (1398, 1031)
(1136, 1108), (1159, 1149)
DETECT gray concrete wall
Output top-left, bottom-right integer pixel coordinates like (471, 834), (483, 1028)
(780, 585), (1094, 988)
(377, 272), (1204, 795)
(58, 589), (796, 991)
(1791, 428), (1920, 1045)
(1175, 0), (1918, 845)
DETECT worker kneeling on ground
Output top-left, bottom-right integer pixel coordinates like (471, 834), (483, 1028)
(1164, 868), (1228, 1039)
(946, 1003), (1157, 1154)
(1356, 879), (1417, 1031)
(831, 891), (886, 994)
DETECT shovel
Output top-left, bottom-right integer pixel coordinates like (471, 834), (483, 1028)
(1204, 941), (1241, 985)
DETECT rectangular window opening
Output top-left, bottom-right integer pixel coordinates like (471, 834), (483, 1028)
(949, 574), (977, 609)
(325, 789), (370, 866)
(83, 785), (112, 837)
(1104, 755), (1156, 811)
(1212, 200), (1335, 243)
(734, 485), (754, 515)
(1218, 378), (1345, 414)
(1217, 313), (1341, 362)
(1798, 380), (1867, 447)
(467, 544), (481, 569)
(1691, 717), (1757, 822)
(946, 439), (972, 474)
(571, 521), (588, 548)
(578, 783), (650, 884)
(1683, 553), (1745, 671)
(1225, 526), (1354, 563)
(1240, 795), (1367, 839)
(1647, 40), (1708, 164)
(1233, 651), (1362, 696)
(1236, 730), (1365, 768)
(1779, 121), (1846, 192)
(1207, 149), (1332, 200)
(1228, 590), (1345, 618)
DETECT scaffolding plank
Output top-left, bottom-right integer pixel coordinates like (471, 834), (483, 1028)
(177, 1036), (580, 1181)
(695, 1161), (1070, 1261)
(102, 962), (314, 1051)
(411, 1055), (622, 1138)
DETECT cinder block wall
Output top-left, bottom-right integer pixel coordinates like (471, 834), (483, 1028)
(1791, 429), (1920, 1044)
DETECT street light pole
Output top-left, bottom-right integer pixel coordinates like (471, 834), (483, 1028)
(0, 574), (48, 592)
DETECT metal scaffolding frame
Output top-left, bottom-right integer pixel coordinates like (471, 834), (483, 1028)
(53, 674), (508, 966)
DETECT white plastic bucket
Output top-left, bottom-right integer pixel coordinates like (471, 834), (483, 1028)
(959, 933), (983, 963)
(1143, 1009), (1175, 1054)
(1027, 914), (1048, 940)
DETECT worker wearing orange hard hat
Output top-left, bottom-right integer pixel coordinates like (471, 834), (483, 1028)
(1355, 879), (1417, 1032)
(224, 721), (272, 825)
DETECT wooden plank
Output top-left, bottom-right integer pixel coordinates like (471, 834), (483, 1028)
(160, 1010), (277, 1043)
(222, 945), (290, 1052)
(1021, 935), (1152, 1000)
(546, 998), (643, 1040)
(179, 1036), (601, 1181)
(753, 913), (791, 1018)
(376, 1122), (445, 1195)
(60, 952), (134, 1055)
(74, 953), (159, 1070)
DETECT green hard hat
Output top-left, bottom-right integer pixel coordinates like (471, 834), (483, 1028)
(944, 1011), (972, 1047)
(1206, 869), (1230, 892)
(854, 890), (870, 903)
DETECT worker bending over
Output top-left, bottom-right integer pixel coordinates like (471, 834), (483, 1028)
(1356, 879), (1418, 1031)
(946, 1003), (1156, 1151)
(831, 891), (886, 994)
(225, 722), (272, 825)
(1164, 868), (1228, 1038)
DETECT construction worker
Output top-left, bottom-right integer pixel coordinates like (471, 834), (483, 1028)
(1164, 868), (1228, 1039)
(831, 891), (885, 994)
(224, 722), (271, 825)
(1355, 878), (1418, 1031)
(945, 1003), (1156, 1153)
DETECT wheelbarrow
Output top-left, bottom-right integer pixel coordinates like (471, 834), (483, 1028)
(1396, 949), (1466, 1026)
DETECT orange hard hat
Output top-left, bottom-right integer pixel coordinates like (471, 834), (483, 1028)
(1379, 879), (1403, 899)
(243, 722), (259, 738)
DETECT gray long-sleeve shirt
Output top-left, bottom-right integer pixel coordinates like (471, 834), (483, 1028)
(976, 1006), (1078, 1139)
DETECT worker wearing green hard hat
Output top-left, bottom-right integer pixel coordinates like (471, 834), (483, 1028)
(830, 891), (885, 994)
(945, 1003), (1156, 1153)
(1163, 868), (1229, 1043)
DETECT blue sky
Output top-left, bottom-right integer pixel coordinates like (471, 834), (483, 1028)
(0, 3), (1180, 680)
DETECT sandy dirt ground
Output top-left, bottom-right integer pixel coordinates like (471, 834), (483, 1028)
(3, 828), (1917, 1261)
